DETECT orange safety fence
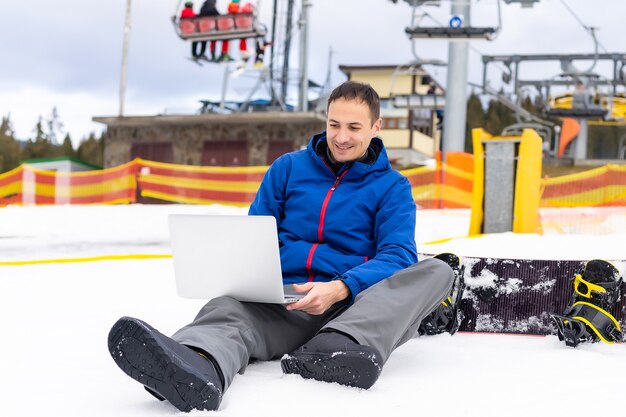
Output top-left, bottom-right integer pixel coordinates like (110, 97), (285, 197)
(137, 157), (474, 208)
(401, 162), (474, 209)
(0, 161), (138, 205)
(1, 157), (625, 210)
(136, 158), (267, 207)
(0, 166), (24, 205)
(541, 164), (626, 207)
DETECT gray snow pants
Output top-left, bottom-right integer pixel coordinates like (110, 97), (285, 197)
(172, 258), (454, 389)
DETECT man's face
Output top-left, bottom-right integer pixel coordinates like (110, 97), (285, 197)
(326, 98), (382, 163)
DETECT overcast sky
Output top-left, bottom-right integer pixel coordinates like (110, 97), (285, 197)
(0, 0), (624, 145)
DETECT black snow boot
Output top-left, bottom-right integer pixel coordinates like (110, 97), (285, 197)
(107, 317), (223, 412)
(281, 331), (383, 389)
(418, 253), (465, 335)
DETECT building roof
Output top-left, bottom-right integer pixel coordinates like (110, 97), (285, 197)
(93, 112), (327, 127)
(22, 156), (102, 170)
(338, 64), (430, 77)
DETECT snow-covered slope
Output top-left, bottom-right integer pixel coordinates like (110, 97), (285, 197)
(1, 204), (624, 417)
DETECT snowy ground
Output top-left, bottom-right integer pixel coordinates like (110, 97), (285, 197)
(1, 204), (625, 417)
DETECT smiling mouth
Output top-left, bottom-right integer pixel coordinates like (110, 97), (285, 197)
(334, 143), (353, 151)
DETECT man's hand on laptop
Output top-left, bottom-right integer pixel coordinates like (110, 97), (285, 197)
(286, 281), (349, 315)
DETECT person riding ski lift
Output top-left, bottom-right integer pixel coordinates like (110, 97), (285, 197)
(180, 1), (205, 60)
(219, 0), (253, 63)
(199, 0), (228, 62)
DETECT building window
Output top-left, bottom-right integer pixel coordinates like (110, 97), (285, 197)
(130, 142), (173, 163)
(382, 117), (409, 130)
(202, 141), (248, 166)
(411, 109), (433, 137)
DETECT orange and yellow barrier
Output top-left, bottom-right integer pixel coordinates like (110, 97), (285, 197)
(1, 157), (624, 209)
(402, 161), (473, 209)
(0, 166), (24, 205)
(136, 159), (266, 206)
(541, 164), (626, 207)
(0, 162), (138, 205)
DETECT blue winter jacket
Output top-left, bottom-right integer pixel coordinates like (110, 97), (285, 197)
(249, 132), (417, 302)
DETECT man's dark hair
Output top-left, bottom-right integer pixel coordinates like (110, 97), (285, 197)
(327, 81), (380, 124)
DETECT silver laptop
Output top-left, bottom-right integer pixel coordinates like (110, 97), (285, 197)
(168, 214), (305, 304)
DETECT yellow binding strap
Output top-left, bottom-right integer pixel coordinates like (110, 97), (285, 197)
(573, 274), (607, 298)
(572, 301), (621, 344)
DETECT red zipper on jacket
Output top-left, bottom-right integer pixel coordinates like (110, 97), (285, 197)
(318, 171), (348, 242)
(306, 243), (319, 282)
(305, 169), (349, 282)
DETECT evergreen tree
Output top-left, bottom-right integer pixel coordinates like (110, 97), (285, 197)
(61, 133), (75, 158)
(464, 92), (485, 152)
(45, 107), (64, 145)
(77, 131), (104, 167)
(21, 108), (76, 160)
(22, 116), (56, 160)
(0, 114), (22, 172)
(483, 98), (516, 136)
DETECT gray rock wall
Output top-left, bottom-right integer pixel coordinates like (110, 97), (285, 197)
(103, 120), (324, 167)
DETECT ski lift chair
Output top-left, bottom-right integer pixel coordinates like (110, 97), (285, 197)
(404, 0), (502, 41)
(546, 94), (608, 119)
(544, 69), (613, 119)
(405, 26), (497, 40)
(172, 13), (267, 42)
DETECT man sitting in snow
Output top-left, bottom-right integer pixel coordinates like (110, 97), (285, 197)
(107, 81), (454, 412)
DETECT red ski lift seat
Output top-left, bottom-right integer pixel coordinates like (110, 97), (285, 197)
(234, 14), (253, 30)
(197, 17), (216, 33)
(179, 19), (197, 35)
(216, 15), (235, 31)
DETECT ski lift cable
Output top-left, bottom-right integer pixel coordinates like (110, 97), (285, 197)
(272, 2), (301, 62)
(174, 0), (185, 14)
(559, 0), (608, 53)
(556, 0), (603, 75)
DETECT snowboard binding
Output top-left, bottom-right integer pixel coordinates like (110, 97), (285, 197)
(418, 253), (465, 336)
(551, 259), (623, 347)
